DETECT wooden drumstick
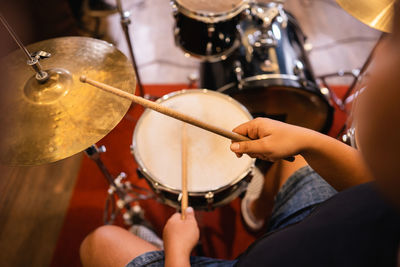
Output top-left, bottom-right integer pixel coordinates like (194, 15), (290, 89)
(181, 123), (188, 220)
(80, 76), (295, 162)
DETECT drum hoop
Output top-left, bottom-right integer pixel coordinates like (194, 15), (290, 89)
(173, 0), (249, 23)
(244, 74), (299, 83)
(218, 74), (329, 99)
(174, 33), (240, 62)
(217, 74), (300, 92)
(217, 76), (334, 133)
(139, 165), (254, 197)
(132, 89), (256, 194)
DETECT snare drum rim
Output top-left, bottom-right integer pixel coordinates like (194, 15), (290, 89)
(172, 0), (249, 23)
(132, 89), (256, 196)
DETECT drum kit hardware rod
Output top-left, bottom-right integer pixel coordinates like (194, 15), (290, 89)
(116, 0), (144, 97)
(85, 145), (155, 225)
(0, 13), (49, 82)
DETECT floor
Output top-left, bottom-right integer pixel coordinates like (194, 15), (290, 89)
(0, 0), (380, 266)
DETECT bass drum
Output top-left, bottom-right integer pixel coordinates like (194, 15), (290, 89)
(200, 3), (333, 133)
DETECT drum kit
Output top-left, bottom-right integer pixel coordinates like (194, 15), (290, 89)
(0, 0), (395, 224)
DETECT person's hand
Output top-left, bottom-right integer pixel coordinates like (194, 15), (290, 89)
(230, 117), (315, 161)
(163, 207), (200, 257)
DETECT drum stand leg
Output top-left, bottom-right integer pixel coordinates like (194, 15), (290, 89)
(85, 145), (154, 226)
(116, 0), (145, 97)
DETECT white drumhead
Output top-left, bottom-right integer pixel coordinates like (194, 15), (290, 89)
(133, 90), (254, 192)
(176, 0), (246, 15)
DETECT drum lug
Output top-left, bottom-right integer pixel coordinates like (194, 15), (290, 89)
(207, 24), (215, 37)
(234, 61), (244, 90)
(293, 60), (304, 76)
(153, 182), (161, 194)
(205, 191), (214, 204)
(170, 1), (178, 16)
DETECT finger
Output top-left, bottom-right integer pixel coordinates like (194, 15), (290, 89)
(232, 118), (268, 139)
(232, 121), (253, 136)
(235, 152), (242, 158)
(171, 212), (181, 220)
(167, 212), (181, 223)
(185, 207), (196, 220)
(230, 139), (268, 154)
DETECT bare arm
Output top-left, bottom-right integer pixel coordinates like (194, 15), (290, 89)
(298, 130), (373, 190)
(230, 118), (373, 191)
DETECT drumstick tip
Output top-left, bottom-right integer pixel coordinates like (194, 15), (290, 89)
(80, 75), (87, 83)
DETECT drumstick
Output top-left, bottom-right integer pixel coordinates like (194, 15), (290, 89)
(181, 123), (188, 220)
(80, 76), (295, 162)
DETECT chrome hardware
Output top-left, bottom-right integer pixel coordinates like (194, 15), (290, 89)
(31, 50), (51, 60)
(205, 192), (214, 204)
(342, 127), (357, 148)
(153, 182), (161, 194)
(293, 60), (304, 76)
(234, 61), (244, 89)
(207, 24), (215, 37)
(260, 59), (278, 72)
(98, 145), (106, 153)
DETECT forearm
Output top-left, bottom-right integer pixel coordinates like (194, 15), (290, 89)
(300, 130), (373, 191)
(165, 246), (191, 267)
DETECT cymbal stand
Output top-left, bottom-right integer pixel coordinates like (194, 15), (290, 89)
(85, 145), (155, 226)
(0, 13), (50, 82)
(116, 0), (144, 97)
(317, 33), (386, 110)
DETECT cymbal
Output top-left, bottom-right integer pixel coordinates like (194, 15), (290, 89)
(0, 37), (136, 165)
(336, 0), (395, 33)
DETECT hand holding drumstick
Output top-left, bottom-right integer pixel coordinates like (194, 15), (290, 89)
(162, 124), (199, 266)
(80, 76), (295, 162)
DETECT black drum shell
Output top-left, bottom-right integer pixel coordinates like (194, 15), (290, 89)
(200, 11), (334, 133)
(174, 12), (241, 60)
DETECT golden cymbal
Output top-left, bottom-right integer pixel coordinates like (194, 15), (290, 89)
(336, 0), (395, 33)
(0, 37), (136, 165)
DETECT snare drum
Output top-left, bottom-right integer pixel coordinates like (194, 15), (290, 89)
(132, 90), (255, 210)
(172, 0), (249, 61)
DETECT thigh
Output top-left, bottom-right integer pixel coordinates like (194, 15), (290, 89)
(80, 225), (160, 267)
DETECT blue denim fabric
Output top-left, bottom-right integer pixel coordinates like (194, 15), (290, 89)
(267, 165), (337, 232)
(125, 250), (237, 267)
(126, 166), (337, 267)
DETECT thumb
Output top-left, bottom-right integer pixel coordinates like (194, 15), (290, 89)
(230, 139), (266, 154)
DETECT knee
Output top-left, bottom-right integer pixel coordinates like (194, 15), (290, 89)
(80, 225), (123, 266)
